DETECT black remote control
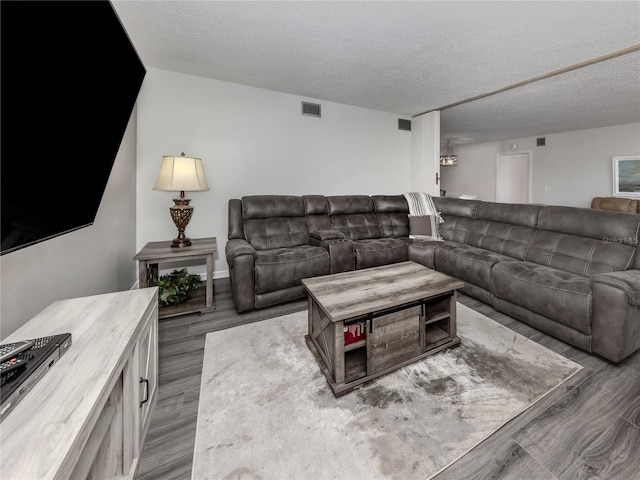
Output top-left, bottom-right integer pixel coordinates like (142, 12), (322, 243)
(0, 357), (28, 376)
(0, 340), (35, 364)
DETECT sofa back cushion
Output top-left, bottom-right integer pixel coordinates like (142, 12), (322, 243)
(467, 221), (537, 260)
(432, 197), (479, 243)
(466, 203), (541, 260)
(526, 206), (640, 275)
(437, 217), (473, 243)
(327, 196), (382, 240)
(327, 195), (375, 215)
(303, 195), (332, 232)
(373, 195), (409, 237)
(330, 214), (382, 240)
(303, 195), (328, 215)
(242, 195), (309, 250)
(433, 197), (480, 218)
(477, 202), (542, 227)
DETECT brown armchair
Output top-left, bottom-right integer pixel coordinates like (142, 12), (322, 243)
(591, 196), (640, 214)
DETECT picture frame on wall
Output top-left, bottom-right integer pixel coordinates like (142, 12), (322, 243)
(613, 155), (640, 198)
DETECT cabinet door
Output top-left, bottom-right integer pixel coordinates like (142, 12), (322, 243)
(138, 307), (158, 441)
(367, 305), (422, 373)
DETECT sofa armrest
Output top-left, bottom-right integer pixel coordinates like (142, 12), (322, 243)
(310, 230), (346, 241)
(591, 270), (640, 305)
(225, 238), (256, 266)
(310, 234), (354, 274)
(225, 239), (257, 312)
(591, 269), (640, 362)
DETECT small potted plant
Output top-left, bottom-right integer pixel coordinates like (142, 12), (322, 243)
(156, 268), (201, 306)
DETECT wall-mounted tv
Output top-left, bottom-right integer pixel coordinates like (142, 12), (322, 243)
(1, 0), (146, 255)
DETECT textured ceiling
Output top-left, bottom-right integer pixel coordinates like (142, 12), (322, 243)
(112, 0), (640, 144)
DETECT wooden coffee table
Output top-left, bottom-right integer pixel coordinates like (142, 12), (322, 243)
(302, 261), (465, 397)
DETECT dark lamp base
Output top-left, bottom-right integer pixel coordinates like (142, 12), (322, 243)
(169, 194), (194, 248)
(171, 236), (192, 248)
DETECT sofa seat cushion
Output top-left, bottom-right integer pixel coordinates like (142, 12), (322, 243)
(353, 238), (408, 269)
(254, 245), (330, 294)
(492, 261), (592, 335)
(434, 242), (515, 291)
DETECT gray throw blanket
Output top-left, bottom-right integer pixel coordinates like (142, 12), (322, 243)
(402, 192), (443, 223)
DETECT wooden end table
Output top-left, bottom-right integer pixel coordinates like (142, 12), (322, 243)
(134, 237), (217, 318)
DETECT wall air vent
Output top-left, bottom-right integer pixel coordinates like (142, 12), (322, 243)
(301, 101), (321, 117)
(536, 137), (546, 146)
(398, 119), (412, 131)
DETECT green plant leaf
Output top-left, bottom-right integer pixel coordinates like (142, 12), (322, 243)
(156, 268), (201, 306)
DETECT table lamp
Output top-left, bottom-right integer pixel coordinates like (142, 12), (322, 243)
(153, 152), (209, 247)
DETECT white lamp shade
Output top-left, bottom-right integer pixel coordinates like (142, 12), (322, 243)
(153, 155), (209, 192)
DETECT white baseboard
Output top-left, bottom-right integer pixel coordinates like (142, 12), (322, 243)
(199, 269), (229, 281)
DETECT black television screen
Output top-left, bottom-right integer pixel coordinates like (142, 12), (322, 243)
(1, 0), (146, 255)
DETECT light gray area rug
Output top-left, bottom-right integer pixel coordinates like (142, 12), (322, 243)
(192, 304), (582, 480)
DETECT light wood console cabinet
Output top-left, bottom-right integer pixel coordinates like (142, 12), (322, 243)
(0, 288), (158, 479)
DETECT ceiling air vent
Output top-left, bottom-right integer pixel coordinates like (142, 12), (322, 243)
(398, 119), (412, 131)
(301, 101), (321, 117)
(536, 137), (546, 146)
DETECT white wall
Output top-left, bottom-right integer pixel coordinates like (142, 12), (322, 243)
(514, 123), (640, 206)
(440, 141), (501, 200)
(441, 122), (640, 206)
(136, 68), (412, 277)
(0, 108), (139, 340)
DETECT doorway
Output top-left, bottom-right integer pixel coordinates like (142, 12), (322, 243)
(496, 153), (531, 203)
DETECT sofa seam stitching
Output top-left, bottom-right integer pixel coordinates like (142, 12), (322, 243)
(494, 266), (592, 297)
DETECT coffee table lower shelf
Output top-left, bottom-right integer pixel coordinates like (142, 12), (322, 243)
(305, 334), (460, 397)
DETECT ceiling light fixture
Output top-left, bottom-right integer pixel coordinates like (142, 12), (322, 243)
(440, 139), (458, 166)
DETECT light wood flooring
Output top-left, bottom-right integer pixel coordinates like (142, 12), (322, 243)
(135, 278), (640, 480)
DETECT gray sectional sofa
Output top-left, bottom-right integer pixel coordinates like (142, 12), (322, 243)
(226, 194), (640, 362)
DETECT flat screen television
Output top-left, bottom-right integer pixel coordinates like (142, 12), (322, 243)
(1, 0), (146, 255)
